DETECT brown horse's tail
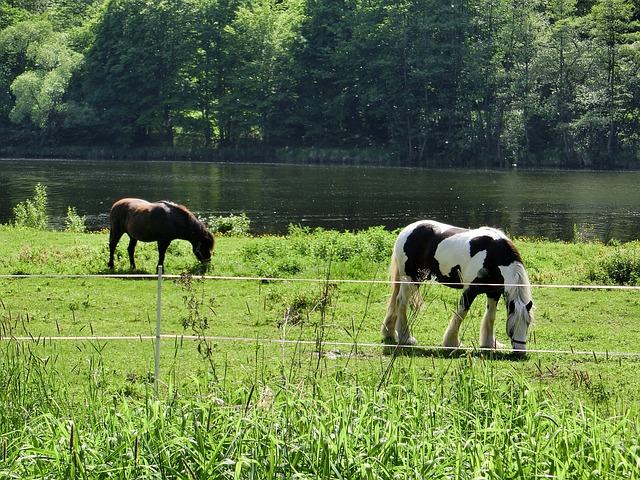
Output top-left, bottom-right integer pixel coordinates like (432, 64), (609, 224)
(108, 201), (127, 239)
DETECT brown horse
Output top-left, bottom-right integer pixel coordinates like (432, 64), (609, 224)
(108, 198), (215, 270)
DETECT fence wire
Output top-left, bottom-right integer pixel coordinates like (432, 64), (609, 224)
(1, 273), (639, 359)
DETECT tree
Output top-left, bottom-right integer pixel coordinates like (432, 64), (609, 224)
(78, 0), (197, 147)
(291, 0), (357, 147)
(1, 20), (82, 143)
(590, 0), (635, 161)
(184, 0), (239, 147)
(223, 0), (305, 146)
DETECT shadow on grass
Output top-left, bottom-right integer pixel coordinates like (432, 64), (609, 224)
(382, 343), (527, 361)
(103, 262), (209, 277)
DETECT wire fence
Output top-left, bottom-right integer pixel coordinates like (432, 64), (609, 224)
(2, 272), (640, 291)
(2, 270), (640, 382)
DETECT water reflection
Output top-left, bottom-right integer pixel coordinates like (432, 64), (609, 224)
(1, 159), (639, 242)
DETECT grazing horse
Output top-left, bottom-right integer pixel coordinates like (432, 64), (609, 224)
(382, 220), (533, 353)
(108, 198), (214, 270)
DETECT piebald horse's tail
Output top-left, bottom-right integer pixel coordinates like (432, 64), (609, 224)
(388, 251), (401, 298)
(382, 251), (423, 344)
(381, 252), (401, 342)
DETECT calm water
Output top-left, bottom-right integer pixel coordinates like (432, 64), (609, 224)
(1, 158), (639, 242)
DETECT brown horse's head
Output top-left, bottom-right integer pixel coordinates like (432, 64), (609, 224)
(193, 229), (215, 265)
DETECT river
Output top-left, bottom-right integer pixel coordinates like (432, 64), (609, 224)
(1, 159), (639, 242)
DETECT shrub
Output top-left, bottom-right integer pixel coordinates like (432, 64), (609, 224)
(242, 226), (395, 279)
(13, 183), (48, 230)
(587, 242), (640, 285)
(64, 206), (87, 233)
(205, 213), (250, 236)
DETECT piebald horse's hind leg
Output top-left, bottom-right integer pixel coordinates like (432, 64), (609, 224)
(479, 297), (505, 349)
(442, 303), (468, 348)
(393, 282), (418, 346)
(127, 238), (138, 269)
(381, 280), (400, 343)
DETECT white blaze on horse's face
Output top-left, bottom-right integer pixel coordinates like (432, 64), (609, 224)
(499, 263), (533, 352)
(507, 304), (526, 351)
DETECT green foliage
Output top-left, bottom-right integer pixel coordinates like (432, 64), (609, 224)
(2, 0), (640, 166)
(12, 182), (48, 230)
(204, 212), (250, 236)
(1, 19), (83, 141)
(64, 206), (86, 233)
(75, 0), (199, 147)
(587, 241), (640, 285)
(0, 340), (639, 479)
(242, 225), (395, 278)
(1, 218), (640, 480)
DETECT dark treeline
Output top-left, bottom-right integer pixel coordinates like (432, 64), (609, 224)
(1, 0), (640, 168)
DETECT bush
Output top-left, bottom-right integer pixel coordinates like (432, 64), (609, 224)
(242, 226), (395, 279)
(288, 225), (394, 263)
(64, 206), (87, 233)
(13, 183), (48, 230)
(204, 213), (250, 236)
(587, 242), (640, 286)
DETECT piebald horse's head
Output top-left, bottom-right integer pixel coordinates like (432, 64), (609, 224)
(506, 298), (533, 354)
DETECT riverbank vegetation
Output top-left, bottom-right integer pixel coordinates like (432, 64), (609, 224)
(1, 218), (640, 477)
(2, 0), (640, 168)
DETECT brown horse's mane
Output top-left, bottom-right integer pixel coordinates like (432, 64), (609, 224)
(158, 200), (208, 232)
(158, 200), (194, 219)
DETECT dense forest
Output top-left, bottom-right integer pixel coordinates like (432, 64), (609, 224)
(1, 0), (640, 167)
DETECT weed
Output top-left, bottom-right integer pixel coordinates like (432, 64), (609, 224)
(177, 273), (217, 360)
(573, 222), (598, 243)
(64, 206), (87, 233)
(204, 213), (250, 236)
(587, 241), (640, 285)
(12, 183), (48, 230)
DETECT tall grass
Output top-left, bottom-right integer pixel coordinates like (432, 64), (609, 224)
(2, 225), (640, 477)
(1, 339), (639, 479)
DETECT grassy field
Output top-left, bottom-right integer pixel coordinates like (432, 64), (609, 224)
(1, 224), (640, 478)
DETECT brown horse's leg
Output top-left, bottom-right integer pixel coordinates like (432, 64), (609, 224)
(156, 240), (171, 269)
(127, 238), (138, 269)
(108, 230), (124, 269)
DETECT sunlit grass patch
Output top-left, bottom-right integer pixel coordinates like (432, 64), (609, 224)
(1, 225), (640, 477)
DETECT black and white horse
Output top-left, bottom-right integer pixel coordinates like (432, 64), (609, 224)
(382, 220), (533, 353)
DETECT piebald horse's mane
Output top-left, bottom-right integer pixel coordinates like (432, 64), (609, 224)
(504, 261), (532, 305)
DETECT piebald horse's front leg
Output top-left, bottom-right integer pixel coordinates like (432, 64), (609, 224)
(442, 303), (468, 348)
(479, 296), (505, 349)
(442, 288), (477, 349)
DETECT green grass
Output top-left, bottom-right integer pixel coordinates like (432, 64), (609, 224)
(1, 224), (640, 478)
